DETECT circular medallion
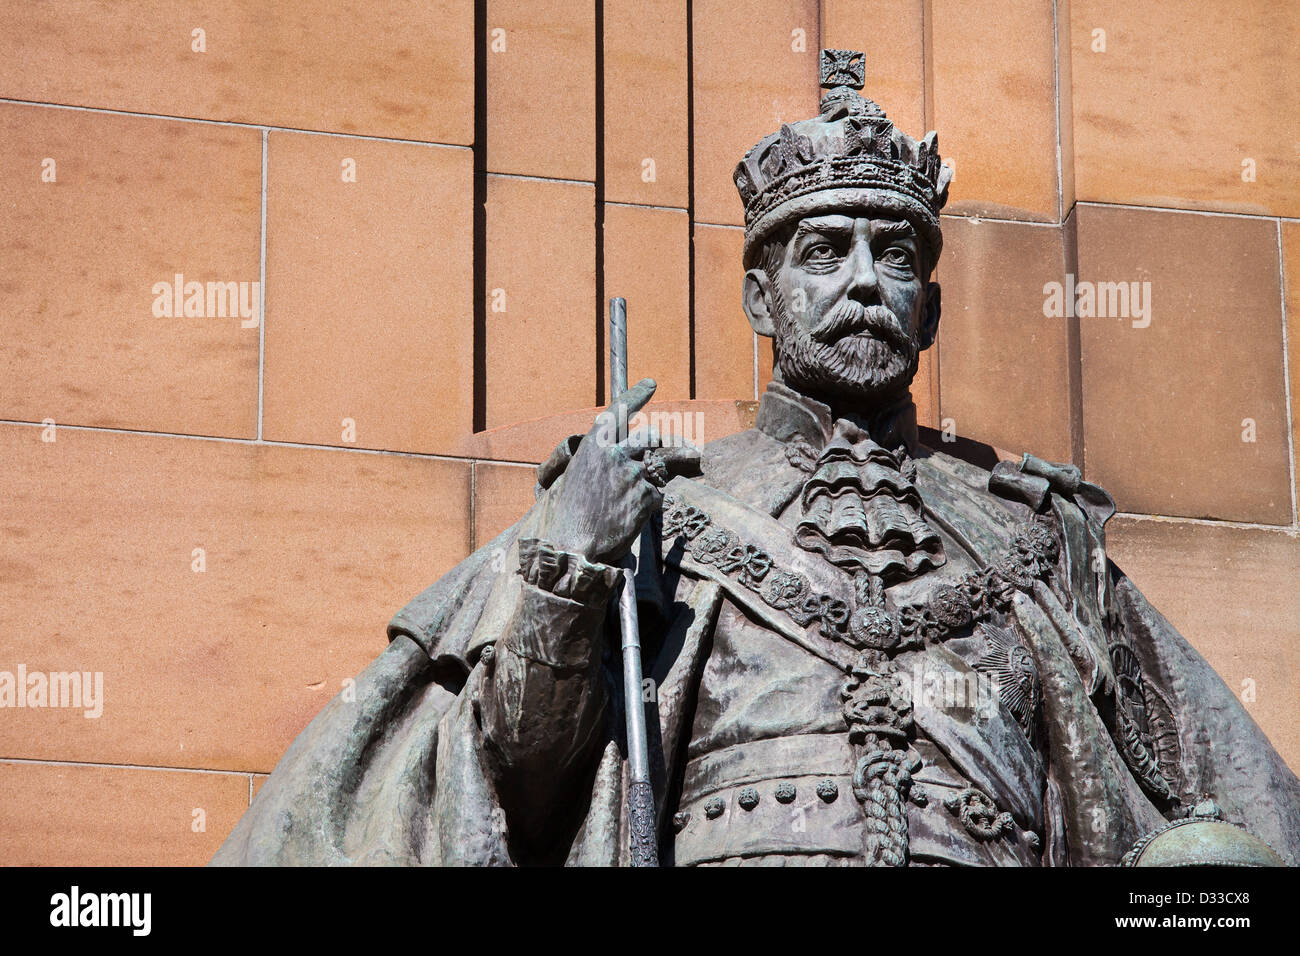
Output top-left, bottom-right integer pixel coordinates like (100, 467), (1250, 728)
(761, 570), (809, 611)
(1026, 522), (1060, 561)
(849, 605), (898, 650)
(929, 585), (974, 630)
(996, 554), (1037, 590)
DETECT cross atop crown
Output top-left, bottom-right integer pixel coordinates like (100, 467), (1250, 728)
(820, 49), (865, 90)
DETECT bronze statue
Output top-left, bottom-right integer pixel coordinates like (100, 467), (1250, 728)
(214, 50), (1299, 867)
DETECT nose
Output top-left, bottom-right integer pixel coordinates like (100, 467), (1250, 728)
(844, 236), (879, 302)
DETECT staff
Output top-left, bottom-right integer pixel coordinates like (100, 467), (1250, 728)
(608, 297), (658, 867)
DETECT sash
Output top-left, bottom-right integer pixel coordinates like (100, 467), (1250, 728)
(659, 476), (860, 672)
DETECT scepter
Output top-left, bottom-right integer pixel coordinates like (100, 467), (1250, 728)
(609, 297), (658, 867)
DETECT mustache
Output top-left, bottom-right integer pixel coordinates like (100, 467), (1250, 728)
(809, 300), (911, 351)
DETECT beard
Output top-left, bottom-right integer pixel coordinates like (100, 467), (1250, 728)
(770, 284), (921, 404)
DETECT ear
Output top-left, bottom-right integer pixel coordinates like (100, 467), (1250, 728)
(917, 281), (941, 350)
(742, 269), (776, 338)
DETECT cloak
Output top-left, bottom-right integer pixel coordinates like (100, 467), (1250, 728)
(212, 413), (1300, 866)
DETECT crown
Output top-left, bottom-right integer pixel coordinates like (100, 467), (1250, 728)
(734, 49), (952, 267)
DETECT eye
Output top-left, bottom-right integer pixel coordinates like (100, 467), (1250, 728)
(879, 246), (913, 267)
(804, 242), (840, 262)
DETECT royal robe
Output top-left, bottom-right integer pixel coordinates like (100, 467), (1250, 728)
(213, 385), (1300, 866)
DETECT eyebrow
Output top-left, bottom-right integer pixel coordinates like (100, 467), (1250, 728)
(791, 218), (855, 242)
(872, 220), (916, 241)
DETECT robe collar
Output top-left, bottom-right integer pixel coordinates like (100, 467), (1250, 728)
(751, 381), (944, 581)
(754, 380), (919, 456)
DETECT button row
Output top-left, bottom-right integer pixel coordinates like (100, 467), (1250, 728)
(697, 778), (842, 820)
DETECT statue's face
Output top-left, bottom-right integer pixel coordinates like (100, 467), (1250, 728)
(745, 212), (940, 405)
